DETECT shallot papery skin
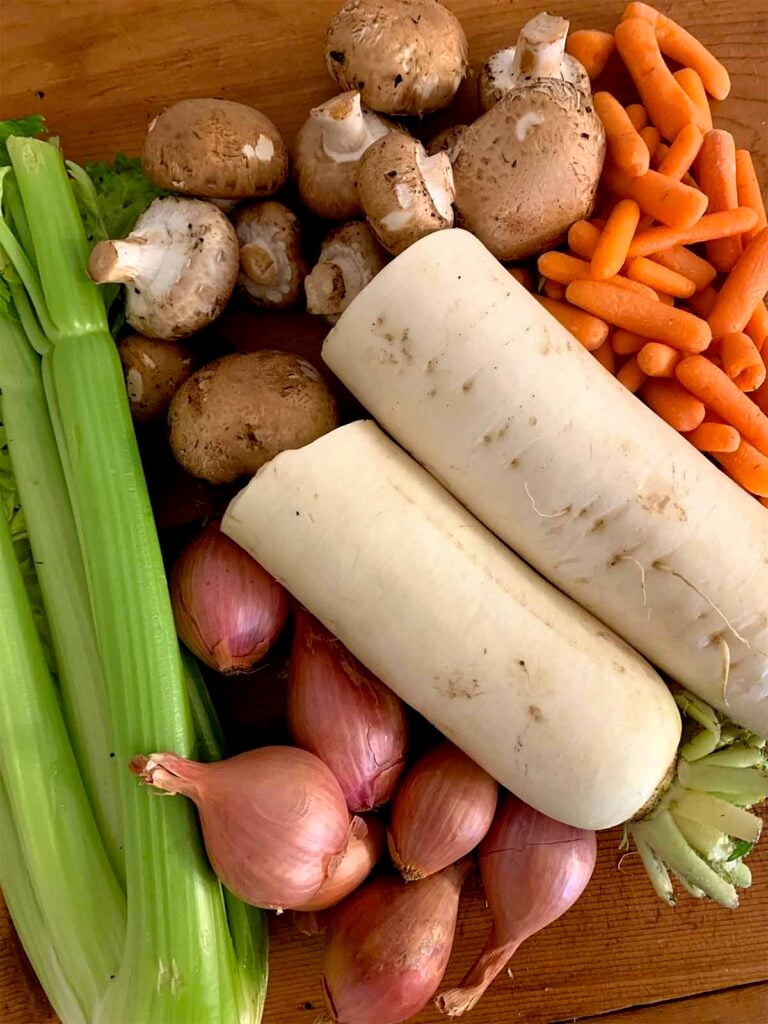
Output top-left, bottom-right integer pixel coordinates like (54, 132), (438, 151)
(292, 814), (385, 912)
(130, 746), (353, 910)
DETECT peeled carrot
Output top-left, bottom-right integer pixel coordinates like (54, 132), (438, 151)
(566, 279), (712, 352)
(651, 141), (669, 170)
(641, 378), (706, 431)
(626, 257), (696, 298)
(615, 19), (706, 140)
(611, 277), (662, 302)
(687, 285), (718, 319)
(591, 200), (641, 280)
(542, 279), (566, 301)
(568, 220), (601, 260)
(509, 267), (534, 290)
(592, 339), (617, 374)
(594, 92), (651, 178)
(612, 329), (650, 355)
(674, 68), (713, 133)
(719, 332), (766, 392)
(709, 228), (768, 338)
(637, 341), (682, 378)
(746, 302), (768, 352)
(628, 207), (759, 257)
(676, 354), (768, 456)
(639, 125), (662, 161)
(565, 29), (616, 81)
(601, 163), (708, 230)
(625, 103), (648, 132)
(684, 421), (740, 453)
(535, 296), (610, 352)
(735, 150), (768, 243)
(715, 439), (768, 497)
(656, 124), (704, 182)
(617, 354), (647, 392)
(655, 290), (675, 306)
(698, 130), (743, 273)
(650, 246), (716, 292)
(623, 3), (731, 100)
(537, 252), (658, 301)
(752, 375), (768, 415)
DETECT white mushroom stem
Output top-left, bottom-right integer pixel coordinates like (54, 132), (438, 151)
(511, 11), (569, 80)
(305, 262), (348, 315)
(89, 238), (170, 286)
(416, 150), (455, 222)
(311, 92), (388, 163)
(240, 243), (279, 285)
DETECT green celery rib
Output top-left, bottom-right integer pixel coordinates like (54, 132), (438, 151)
(0, 501), (125, 1020)
(0, 777), (86, 1024)
(0, 313), (123, 873)
(8, 136), (257, 1023)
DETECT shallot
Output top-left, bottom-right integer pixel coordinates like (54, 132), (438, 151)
(293, 815), (385, 912)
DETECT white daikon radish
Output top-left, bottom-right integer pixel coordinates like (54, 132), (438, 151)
(323, 229), (768, 737)
(223, 420), (680, 831)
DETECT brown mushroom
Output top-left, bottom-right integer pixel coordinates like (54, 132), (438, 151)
(118, 333), (195, 424)
(325, 0), (468, 116)
(452, 78), (605, 261)
(478, 12), (590, 112)
(293, 91), (397, 221)
(426, 124), (467, 163)
(356, 133), (455, 255)
(142, 98), (289, 199)
(305, 221), (387, 322)
(168, 350), (339, 485)
(233, 201), (307, 310)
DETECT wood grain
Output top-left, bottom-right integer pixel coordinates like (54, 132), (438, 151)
(1, 1), (768, 1023)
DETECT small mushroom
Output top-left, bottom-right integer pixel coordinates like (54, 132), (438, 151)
(118, 333), (195, 424)
(142, 98), (289, 199)
(452, 79), (605, 262)
(233, 201), (307, 310)
(293, 91), (396, 221)
(478, 12), (590, 112)
(88, 197), (239, 340)
(305, 221), (387, 322)
(426, 124), (467, 163)
(356, 133), (455, 255)
(325, 0), (468, 116)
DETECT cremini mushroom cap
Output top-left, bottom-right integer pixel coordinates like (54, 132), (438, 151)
(325, 0), (468, 116)
(142, 98), (289, 199)
(233, 201), (307, 309)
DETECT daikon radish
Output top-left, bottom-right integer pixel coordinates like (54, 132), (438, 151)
(322, 230), (768, 738)
(223, 421), (680, 831)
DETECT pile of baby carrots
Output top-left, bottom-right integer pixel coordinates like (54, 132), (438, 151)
(533, 2), (768, 504)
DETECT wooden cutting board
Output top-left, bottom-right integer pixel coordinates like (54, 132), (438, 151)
(1, 1), (768, 1021)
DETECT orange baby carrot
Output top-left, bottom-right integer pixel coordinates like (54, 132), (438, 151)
(591, 200), (641, 280)
(654, 290), (675, 307)
(656, 124), (704, 182)
(542, 278), (566, 301)
(617, 354), (647, 392)
(715, 439), (768, 496)
(673, 68), (713, 133)
(698, 130), (743, 272)
(625, 103), (648, 132)
(637, 341), (682, 378)
(612, 329), (650, 355)
(593, 339), (617, 374)
(651, 141), (669, 170)
(687, 284), (719, 319)
(676, 354), (768, 456)
(602, 163), (708, 229)
(607, 277), (661, 302)
(746, 302), (768, 352)
(719, 332), (766, 392)
(623, 3), (731, 100)
(641, 378), (706, 431)
(640, 125), (662, 161)
(735, 150), (768, 243)
(594, 92), (650, 177)
(650, 246), (716, 292)
(565, 29), (616, 81)
(538, 252), (594, 285)
(626, 257), (696, 298)
(566, 280), (712, 351)
(615, 19), (706, 140)
(684, 421), (740, 453)
(568, 220), (601, 260)
(627, 208), (759, 257)
(509, 266), (534, 290)
(709, 228), (768, 337)
(535, 296), (610, 351)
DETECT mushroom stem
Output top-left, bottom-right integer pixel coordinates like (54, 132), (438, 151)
(89, 238), (167, 285)
(240, 243), (279, 286)
(312, 92), (380, 162)
(416, 151), (456, 222)
(305, 262), (347, 315)
(511, 11), (569, 80)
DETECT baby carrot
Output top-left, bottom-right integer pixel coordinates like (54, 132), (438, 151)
(637, 341), (681, 378)
(656, 124), (704, 182)
(617, 354), (647, 392)
(625, 103), (648, 132)
(708, 228), (768, 337)
(626, 257), (696, 298)
(640, 125), (662, 161)
(752, 375), (768, 415)
(735, 150), (768, 243)
(542, 279), (566, 301)
(566, 280), (712, 351)
(698, 130), (743, 272)
(602, 163), (708, 230)
(509, 266), (534, 290)
(615, 19), (706, 140)
(538, 251), (594, 285)
(627, 207), (759, 257)
(565, 29), (616, 81)
(684, 421), (740, 453)
(641, 378), (706, 431)
(593, 339), (617, 374)
(594, 92), (650, 177)
(676, 354), (768, 456)
(715, 439), (768, 497)
(719, 332), (766, 392)
(591, 200), (641, 280)
(623, 3), (731, 100)
(746, 302), (768, 352)
(535, 296), (610, 351)
(687, 285), (718, 319)
(650, 246), (716, 292)
(655, 290), (675, 306)
(607, 277), (661, 302)
(651, 141), (669, 170)
(612, 329), (650, 355)
(568, 220), (600, 260)
(673, 68), (713, 132)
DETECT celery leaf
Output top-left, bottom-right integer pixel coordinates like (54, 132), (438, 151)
(0, 116), (46, 166)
